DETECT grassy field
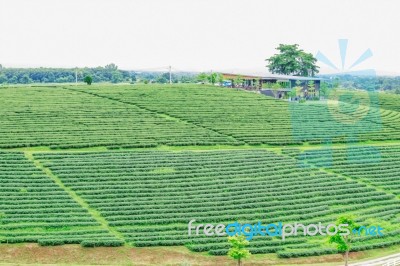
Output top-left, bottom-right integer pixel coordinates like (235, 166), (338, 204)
(0, 84), (399, 265)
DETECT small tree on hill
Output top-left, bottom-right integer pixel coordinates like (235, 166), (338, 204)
(197, 72), (208, 83)
(208, 72), (218, 84)
(329, 215), (360, 266)
(217, 73), (224, 85)
(320, 81), (329, 97)
(84, 75), (93, 85)
(228, 235), (251, 266)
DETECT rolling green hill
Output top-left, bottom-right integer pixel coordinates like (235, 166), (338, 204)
(3, 84), (400, 148)
(0, 84), (399, 259)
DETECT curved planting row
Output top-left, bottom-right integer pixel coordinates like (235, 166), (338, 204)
(75, 85), (400, 145)
(0, 87), (237, 149)
(292, 145), (400, 196)
(0, 152), (121, 246)
(34, 149), (400, 256)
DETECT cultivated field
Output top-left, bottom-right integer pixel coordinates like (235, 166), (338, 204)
(0, 84), (399, 265)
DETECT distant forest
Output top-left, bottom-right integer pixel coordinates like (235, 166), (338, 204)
(0, 64), (197, 85)
(0, 64), (399, 93)
(321, 74), (400, 93)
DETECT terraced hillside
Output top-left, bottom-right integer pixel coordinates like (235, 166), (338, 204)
(74, 85), (400, 145)
(339, 89), (400, 113)
(286, 145), (400, 196)
(0, 84), (399, 260)
(0, 151), (122, 246)
(0, 86), (237, 149)
(29, 149), (399, 257)
(2, 85), (400, 148)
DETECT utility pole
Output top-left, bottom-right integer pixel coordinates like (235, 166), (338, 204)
(169, 66), (172, 84)
(75, 68), (78, 85)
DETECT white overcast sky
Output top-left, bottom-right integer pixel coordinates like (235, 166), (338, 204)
(0, 0), (399, 74)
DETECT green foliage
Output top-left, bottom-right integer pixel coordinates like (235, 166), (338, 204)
(0, 64), (134, 84)
(329, 234), (348, 252)
(271, 82), (282, 89)
(105, 63), (118, 70)
(38, 239), (65, 246)
(0, 84), (400, 258)
(30, 146), (400, 255)
(333, 77), (340, 89)
(0, 152), (121, 245)
(111, 71), (123, 83)
(19, 74), (32, 84)
(269, 82), (283, 97)
(323, 75), (400, 92)
(3, 85), (400, 148)
(266, 44), (319, 76)
(320, 82), (329, 97)
(288, 89), (297, 98)
(217, 73), (224, 84)
(0, 65), (207, 85)
(196, 72), (224, 85)
(294, 86), (303, 97)
(227, 235), (251, 265)
(208, 72), (217, 84)
(0, 73), (7, 84)
(328, 215), (359, 266)
(81, 240), (124, 247)
(277, 248), (337, 258)
(83, 75), (93, 85)
(197, 72), (208, 83)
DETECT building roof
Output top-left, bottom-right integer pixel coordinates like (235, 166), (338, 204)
(263, 74), (322, 81)
(221, 72), (322, 81)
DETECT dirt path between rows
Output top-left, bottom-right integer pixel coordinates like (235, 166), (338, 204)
(0, 244), (383, 266)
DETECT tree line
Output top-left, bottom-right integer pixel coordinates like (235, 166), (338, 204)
(0, 63), (137, 84)
(321, 74), (400, 93)
(0, 64), (204, 85)
(1, 60), (399, 93)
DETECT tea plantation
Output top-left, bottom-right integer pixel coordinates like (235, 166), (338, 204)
(0, 84), (399, 258)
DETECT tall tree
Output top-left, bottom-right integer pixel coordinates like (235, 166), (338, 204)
(208, 72), (218, 84)
(266, 44), (319, 76)
(329, 216), (360, 266)
(227, 235), (251, 266)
